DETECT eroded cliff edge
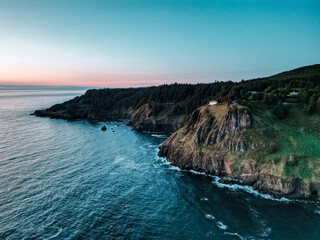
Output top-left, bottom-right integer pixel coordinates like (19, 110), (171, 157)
(128, 103), (186, 133)
(34, 101), (184, 134)
(158, 104), (320, 201)
(32, 65), (320, 200)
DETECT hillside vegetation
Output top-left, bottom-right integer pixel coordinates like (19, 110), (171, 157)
(35, 64), (320, 123)
(239, 105), (320, 183)
(35, 64), (320, 200)
(159, 102), (320, 200)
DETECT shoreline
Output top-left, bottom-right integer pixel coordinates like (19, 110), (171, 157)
(160, 158), (312, 203)
(32, 113), (320, 202)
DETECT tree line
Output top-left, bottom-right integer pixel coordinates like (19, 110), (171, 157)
(46, 64), (320, 119)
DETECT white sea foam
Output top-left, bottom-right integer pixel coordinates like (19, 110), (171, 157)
(151, 134), (168, 138)
(205, 214), (215, 220)
(315, 210), (320, 215)
(224, 232), (245, 240)
(260, 227), (272, 237)
(160, 159), (170, 165)
(159, 154), (292, 202)
(211, 176), (291, 202)
(169, 165), (182, 171)
(200, 197), (209, 201)
(113, 156), (126, 164)
(48, 228), (62, 239)
(190, 170), (206, 175)
(248, 205), (260, 216)
(216, 221), (228, 230)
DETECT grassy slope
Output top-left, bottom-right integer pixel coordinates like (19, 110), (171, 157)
(237, 104), (320, 182)
(232, 64), (320, 182)
(170, 103), (320, 183)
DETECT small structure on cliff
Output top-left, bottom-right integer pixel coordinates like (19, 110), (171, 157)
(209, 100), (218, 105)
(289, 91), (298, 96)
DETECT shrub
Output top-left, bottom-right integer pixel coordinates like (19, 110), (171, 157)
(272, 102), (289, 119)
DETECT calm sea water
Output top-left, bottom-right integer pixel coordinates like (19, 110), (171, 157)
(0, 89), (320, 240)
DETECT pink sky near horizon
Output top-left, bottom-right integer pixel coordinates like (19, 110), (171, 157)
(1, 1), (318, 88)
(0, 39), (219, 88)
(0, 70), (218, 88)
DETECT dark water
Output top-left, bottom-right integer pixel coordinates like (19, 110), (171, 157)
(0, 90), (320, 240)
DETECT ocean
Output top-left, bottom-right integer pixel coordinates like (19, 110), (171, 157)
(0, 89), (319, 240)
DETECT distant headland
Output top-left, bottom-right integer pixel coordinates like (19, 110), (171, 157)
(33, 64), (320, 201)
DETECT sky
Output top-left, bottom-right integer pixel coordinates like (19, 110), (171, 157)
(0, 0), (319, 87)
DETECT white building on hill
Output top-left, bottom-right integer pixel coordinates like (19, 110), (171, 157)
(289, 91), (298, 96)
(209, 100), (217, 105)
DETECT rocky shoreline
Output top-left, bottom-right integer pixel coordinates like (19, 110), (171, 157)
(34, 103), (320, 201)
(158, 104), (320, 201)
(33, 102), (183, 134)
(160, 151), (320, 201)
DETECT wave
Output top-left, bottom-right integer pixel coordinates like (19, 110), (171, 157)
(162, 160), (292, 202)
(211, 176), (291, 202)
(48, 227), (62, 239)
(224, 231), (245, 240)
(160, 159), (171, 165)
(205, 214), (215, 220)
(151, 134), (168, 138)
(168, 165), (182, 171)
(189, 170), (206, 175)
(216, 221), (228, 230)
(260, 227), (272, 237)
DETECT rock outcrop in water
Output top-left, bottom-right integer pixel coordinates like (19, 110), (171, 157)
(158, 104), (320, 201)
(33, 99), (184, 134)
(32, 65), (320, 201)
(34, 102), (182, 134)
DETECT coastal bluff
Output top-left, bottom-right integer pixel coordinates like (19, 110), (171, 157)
(33, 64), (320, 201)
(158, 104), (320, 201)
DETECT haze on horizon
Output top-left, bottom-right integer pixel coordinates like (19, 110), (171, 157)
(1, 0), (319, 88)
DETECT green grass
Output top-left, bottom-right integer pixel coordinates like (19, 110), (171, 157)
(283, 156), (313, 181)
(170, 102), (320, 182)
(249, 108), (320, 182)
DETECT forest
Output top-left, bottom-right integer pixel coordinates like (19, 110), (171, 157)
(38, 64), (320, 120)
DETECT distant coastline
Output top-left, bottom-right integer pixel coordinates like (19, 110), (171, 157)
(32, 64), (320, 201)
(0, 85), (92, 91)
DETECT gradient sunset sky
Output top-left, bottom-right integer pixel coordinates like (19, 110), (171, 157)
(1, 0), (319, 87)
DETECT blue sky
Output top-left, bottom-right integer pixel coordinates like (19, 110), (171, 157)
(0, 0), (319, 87)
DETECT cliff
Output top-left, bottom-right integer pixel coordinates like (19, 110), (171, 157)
(128, 103), (186, 133)
(32, 82), (234, 133)
(34, 100), (185, 134)
(33, 95), (132, 121)
(158, 104), (320, 201)
(33, 64), (319, 130)
(32, 65), (320, 200)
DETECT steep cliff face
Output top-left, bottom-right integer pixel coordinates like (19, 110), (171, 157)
(158, 104), (320, 201)
(128, 103), (184, 134)
(158, 104), (254, 175)
(185, 105), (254, 151)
